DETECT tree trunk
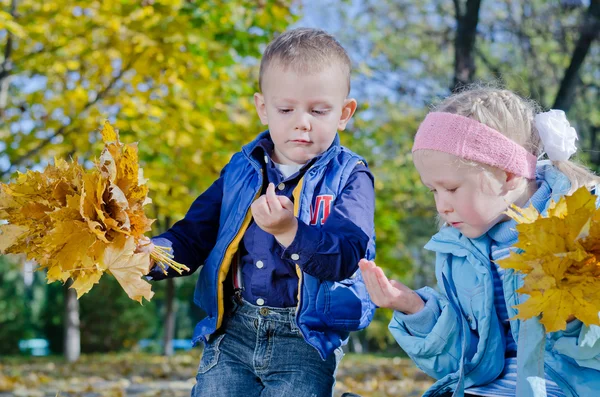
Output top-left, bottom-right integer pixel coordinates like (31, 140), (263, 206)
(349, 332), (367, 354)
(159, 213), (177, 356)
(64, 280), (80, 362)
(163, 277), (176, 356)
(0, 0), (17, 116)
(553, 0), (600, 111)
(590, 125), (599, 167)
(452, 0), (482, 92)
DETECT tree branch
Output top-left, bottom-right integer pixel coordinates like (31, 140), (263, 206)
(553, 0), (600, 111)
(0, 60), (133, 179)
(0, 0), (18, 113)
(452, 0), (482, 91)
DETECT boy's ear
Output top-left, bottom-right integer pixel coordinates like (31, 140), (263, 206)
(337, 98), (357, 131)
(254, 93), (269, 125)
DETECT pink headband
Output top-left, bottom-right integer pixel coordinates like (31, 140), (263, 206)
(412, 112), (537, 179)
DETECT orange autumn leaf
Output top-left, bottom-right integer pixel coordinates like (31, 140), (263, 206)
(101, 235), (154, 303)
(497, 187), (600, 332)
(0, 121), (156, 302)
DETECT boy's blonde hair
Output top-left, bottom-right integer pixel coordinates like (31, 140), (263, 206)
(435, 86), (599, 193)
(259, 27), (352, 95)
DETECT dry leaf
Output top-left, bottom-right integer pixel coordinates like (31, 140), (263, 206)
(497, 187), (600, 332)
(0, 121), (155, 302)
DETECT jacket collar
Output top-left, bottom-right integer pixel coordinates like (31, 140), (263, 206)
(487, 161), (571, 245)
(241, 130), (342, 169)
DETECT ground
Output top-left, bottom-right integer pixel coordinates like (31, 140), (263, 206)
(0, 351), (434, 396)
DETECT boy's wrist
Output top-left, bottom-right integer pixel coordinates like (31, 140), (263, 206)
(274, 218), (298, 248)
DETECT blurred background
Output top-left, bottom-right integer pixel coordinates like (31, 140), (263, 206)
(1, 0), (598, 395)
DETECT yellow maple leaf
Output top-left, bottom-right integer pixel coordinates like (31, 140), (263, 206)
(102, 235), (154, 303)
(0, 121), (186, 301)
(497, 186), (600, 333)
(101, 120), (118, 143)
(0, 224), (28, 252)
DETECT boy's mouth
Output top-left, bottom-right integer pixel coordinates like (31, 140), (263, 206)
(450, 222), (463, 227)
(290, 139), (312, 144)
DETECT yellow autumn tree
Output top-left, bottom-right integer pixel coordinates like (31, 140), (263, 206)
(1, 0), (295, 360)
(0, 0), (294, 220)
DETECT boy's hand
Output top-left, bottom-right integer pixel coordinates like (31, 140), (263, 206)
(359, 259), (424, 314)
(135, 236), (155, 274)
(251, 183), (298, 247)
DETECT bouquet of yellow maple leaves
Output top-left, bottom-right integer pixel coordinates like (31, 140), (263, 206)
(0, 121), (188, 303)
(497, 186), (600, 332)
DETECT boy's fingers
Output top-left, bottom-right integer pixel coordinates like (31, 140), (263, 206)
(251, 197), (269, 218)
(265, 183), (281, 212)
(278, 195), (293, 212)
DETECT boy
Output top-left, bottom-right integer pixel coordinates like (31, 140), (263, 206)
(143, 27), (376, 397)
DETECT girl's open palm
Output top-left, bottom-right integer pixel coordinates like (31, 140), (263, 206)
(359, 259), (424, 314)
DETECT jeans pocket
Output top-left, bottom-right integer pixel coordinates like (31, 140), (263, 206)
(197, 333), (226, 375)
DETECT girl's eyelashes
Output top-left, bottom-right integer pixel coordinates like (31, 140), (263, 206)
(429, 187), (458, 193)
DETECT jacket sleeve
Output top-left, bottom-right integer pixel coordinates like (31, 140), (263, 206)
(147, 167), (225, 281)
(281, 163), (374, 281)
(551, 320), (600, 371)
(388, 286), (465, 380)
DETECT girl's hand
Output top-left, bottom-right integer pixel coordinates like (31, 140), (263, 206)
(135, 236), (155, 273)
(359, 259), (424, 314)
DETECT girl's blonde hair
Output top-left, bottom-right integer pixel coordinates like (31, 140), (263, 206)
(435, 86), (599, 193)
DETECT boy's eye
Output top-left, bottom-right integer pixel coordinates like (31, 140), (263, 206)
(312, 109), (328, 115)
(278, 108), (292, 114)
(446, 188), (457, 193)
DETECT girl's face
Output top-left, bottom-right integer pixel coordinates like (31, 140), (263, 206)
(413, 150), (516, 239)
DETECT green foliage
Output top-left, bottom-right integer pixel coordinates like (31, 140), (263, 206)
(79, 277), (158, 352)
(0, 256), (30, 354)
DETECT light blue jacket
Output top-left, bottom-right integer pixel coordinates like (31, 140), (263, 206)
(390, 163), (600, 397)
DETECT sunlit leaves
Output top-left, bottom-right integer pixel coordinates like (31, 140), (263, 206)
(497, 187), (600, 332)
(0, 122), (154, 302)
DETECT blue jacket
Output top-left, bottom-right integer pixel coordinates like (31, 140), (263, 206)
(149, 131), (376, 359)
(389, 163), (600, 396)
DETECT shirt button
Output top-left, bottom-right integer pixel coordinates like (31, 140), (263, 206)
(264, 155), (269, 164)
(256, 298), (265, 306)
(277, 183), (285, 191)
(256, 260), (264, 269)
(290, 253), (300, 261)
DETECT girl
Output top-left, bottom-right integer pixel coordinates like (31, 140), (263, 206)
(360, 87), (600, 397)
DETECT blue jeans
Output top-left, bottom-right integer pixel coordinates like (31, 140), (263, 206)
(191, 299), (343, 397)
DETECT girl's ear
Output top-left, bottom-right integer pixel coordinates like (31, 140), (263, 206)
(504, 172), (523, 192)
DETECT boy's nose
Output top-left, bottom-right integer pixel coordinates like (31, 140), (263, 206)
(294, 113), (311, 131)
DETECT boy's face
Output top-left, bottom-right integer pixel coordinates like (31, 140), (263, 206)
(254, 64), (357, 166)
